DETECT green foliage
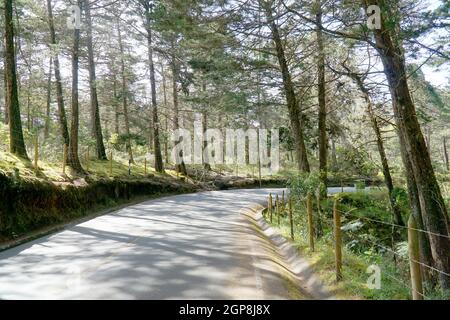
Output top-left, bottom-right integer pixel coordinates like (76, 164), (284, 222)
(355, 180), (365, 190)
(288, 172), (324, 200)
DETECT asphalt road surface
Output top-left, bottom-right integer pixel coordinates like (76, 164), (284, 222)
(0, 188), (347, 300)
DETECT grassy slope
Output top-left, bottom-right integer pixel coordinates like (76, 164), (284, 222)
(263, 190), (415, 300)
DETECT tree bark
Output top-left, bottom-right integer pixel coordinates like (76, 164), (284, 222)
(3, 66), (9, 124)
(365, 0), (450, 290)
(316, 0), (327, 186)
(202, 81), (211, 171)
(67, 0), (84, 173)
(398, 130), (435, 285)
(117, 20), (134, 164)
(4, 0), (28, 158)
(171, 45), (187, 175)
(44, 57), (52, 140)
(330, 137), (337, 171)
(46, 0), (69, 148)
(85, 0), (107, 160)
(161, 63), (169, 164)
(262, 1), (310, 173)
(112, 72), (119, 135)
(202, 109), (211, 171)
(443, 136), (448, 171)
(143, 1), (163, 173)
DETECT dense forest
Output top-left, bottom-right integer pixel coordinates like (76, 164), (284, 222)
(0, 0), (448, 300)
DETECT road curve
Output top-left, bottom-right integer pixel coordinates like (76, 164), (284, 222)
(0, 188), (319, 300)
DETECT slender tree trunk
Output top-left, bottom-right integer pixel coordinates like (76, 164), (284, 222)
(44, 57), (52, 140)
(442, 136), (448, 171)
(202, 81), (211, 170)
(144, 1), (163, 173)
(331, 138), (337, 170)
(425, 127), (431, 152)
(161, 63), (169, 164)
(349, 71), (404, 226)
(365, 0), (450, 290)
(262, 1), (310, 173)
(112, 72), (119, 135)
(46, 0), (69, 147)
(171, 46), (187, 175)
(202, 109), (211, 171)
(26, 80), (31, 131)
(117, 21), (134, 164)
(316, 0), (327, 187)
(3, 66), (9, 124)
(67, 0), (84, 173)
(398, 131), (435, 285)
(4, 0), (28, 158)
(85, 0), (107, 160)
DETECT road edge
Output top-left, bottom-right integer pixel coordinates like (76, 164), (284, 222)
(240, 204), (335, 300)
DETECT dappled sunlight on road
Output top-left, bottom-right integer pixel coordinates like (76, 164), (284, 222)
(0, 189), (289, 299)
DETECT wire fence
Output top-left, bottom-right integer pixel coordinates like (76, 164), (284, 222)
(265, 191), (450, 300)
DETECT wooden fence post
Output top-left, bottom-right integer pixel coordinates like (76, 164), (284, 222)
(316, 187), (323, 238)
(408, 215), (424, 300)
(62, 144), (67, 174)
(269, 193), (273, 223)
(34, 135), (39, 170)
(289, 197), (294, 240)
(276, 195), (280, 225)
(109, 150), (113, 176)
(333, 198), (343, 281)
(307, 192), (314, 251)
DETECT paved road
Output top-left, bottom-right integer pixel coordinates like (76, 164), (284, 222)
(1, 188), (309, 300)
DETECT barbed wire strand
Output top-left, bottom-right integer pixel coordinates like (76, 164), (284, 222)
(337, 208), (450, 240)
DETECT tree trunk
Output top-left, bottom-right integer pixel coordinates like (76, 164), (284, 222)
(202, 81), (211, 171)
(161, 63), (169, 164)
(3, 67), (9, 124)
(171, 46), (187, 175)
(349, 71), (404, 226)
(67, 0), (84, 173)
(4, 0), (28, 158)
(262, 1), (310, 173)
(331, 138), (337, 170)
(398, 130), (436, 286)
(144, 1), (163, 173)
(85, 0), (107, 160)
(26, 80), (31, 131)
(46, 0), (69, 148)
(316, 0), (327, 187)
(365, 0), (450, 290)
(44, 57), (52, 140)
(117, 21), (134, 164)
(112, 72), (119, 135)
(443, 136), (448, 171)
(202, 109), (211, 171)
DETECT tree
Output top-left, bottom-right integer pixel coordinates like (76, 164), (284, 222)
(4, 0), (28, 159)
(315, 0), (327, 187)
(117, 16), (134, 164)
(260, 0), (310, 173)
(67, 0), (84, 173)
(46, 0), (69, 148)
(362, 0), (450, 290)
(141, 0), (164, 173)
(85, 0), (107, 160)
